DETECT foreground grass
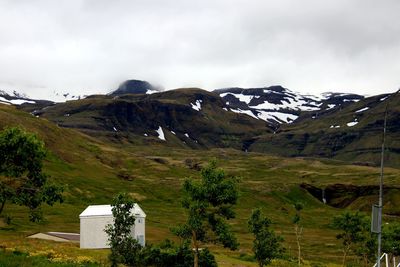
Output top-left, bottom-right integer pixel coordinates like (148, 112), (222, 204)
(0, 249), (99, 267)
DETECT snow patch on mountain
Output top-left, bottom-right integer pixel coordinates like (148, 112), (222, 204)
(146, 89), (159, 95)
(230, 108), (259, 120)
(326, 104), (336, 110)
(0, 97), (11, 105)
(220, 93), (254, 104)
(344, 99), (360, 103)
(191, 100), (202, 111)
(256, 111), (298, 123)
(0, 85), (89, 103)
(156, 126), (166, 141)
(0, 87), (86, 103)
(355, 107), (369, 113)
(250, 97), (319, 111)
(9, 99), (36, 105)
(0, 94), (36, 105)
(347, 120), (359, 127)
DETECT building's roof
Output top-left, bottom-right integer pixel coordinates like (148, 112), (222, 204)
(79, 204), (146, 218)
(47, 232), (80, 241)
(27, 232), (80, 242)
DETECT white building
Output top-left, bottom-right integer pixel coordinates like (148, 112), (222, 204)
(79, 204), (146, 249)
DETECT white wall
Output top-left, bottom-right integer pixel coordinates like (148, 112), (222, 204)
(80, 215), (113, 249)
(80, 215), (146, 249)
(134, 217), (145, 246)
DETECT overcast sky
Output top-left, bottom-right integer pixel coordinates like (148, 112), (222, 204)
(1, 0), (400, 99)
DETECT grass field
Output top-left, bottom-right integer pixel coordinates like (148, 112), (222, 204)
(1, 104), (399, 266)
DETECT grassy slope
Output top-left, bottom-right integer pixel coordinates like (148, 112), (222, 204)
(1, 104), (400, 266)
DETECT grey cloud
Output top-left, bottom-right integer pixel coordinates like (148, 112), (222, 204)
(0, 0), (399, 99)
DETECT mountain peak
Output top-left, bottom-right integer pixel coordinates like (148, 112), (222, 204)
(111, 79), (161, 95)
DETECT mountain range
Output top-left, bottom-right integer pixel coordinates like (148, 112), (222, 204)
(1, 79), (398, 167)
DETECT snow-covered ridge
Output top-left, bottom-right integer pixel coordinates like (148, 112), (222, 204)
(0, 90), (36, 105)
(0, 89), (29, 99)
(0, 88), (86, 104)
(215, 86), (364, 125)
(0, 96), (35, 105)
(220, 88), (321, 112)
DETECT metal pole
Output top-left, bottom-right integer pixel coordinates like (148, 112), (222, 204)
(377, 104), (387, 267)
(377, 105), (389, 267)
(377, 89), (399, 267)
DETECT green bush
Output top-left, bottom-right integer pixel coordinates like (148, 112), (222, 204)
(141, 241), (217, 267)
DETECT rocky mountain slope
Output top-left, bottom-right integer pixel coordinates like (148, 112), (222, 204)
(4, 80), (399, 167)
(249, 91), (400, 166)
(24, 87), (270, 150)
(213, 86), (364, 126)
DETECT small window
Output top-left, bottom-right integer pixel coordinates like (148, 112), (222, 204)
(137, 235), (145, 246)
(137, 219), (141, 223)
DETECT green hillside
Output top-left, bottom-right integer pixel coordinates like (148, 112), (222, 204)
(1, 103), (400, 266)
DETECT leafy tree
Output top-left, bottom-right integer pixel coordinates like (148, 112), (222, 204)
(354, 228), (376, 267)
(332, 211), (368, 266)
(248, 208), (283, 267)
(292, 202), (303, 266)
(382, 222), (400, 262)
(105, 193), (142, 267)
(173, 160), (240, 267)
(105, 192), (218, 267)
(141, 240), (217, 267)
(0, 127), (63, 222)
